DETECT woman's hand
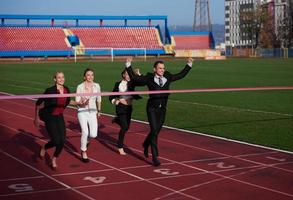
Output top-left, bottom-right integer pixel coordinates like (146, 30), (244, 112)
(79, 98), (89, 107)
(119, 99), (128, 105)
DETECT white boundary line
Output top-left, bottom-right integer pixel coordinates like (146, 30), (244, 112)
(0, 165), (265, 198)
(0, 149), (96, 200)
(1, 105), (293, 199)
(110, 113), (293, 155)
(1, 100), (292, 174)
(96, 135), (293, 199)
(4, 94), (290, 155)
(0, 83), (43, 91)
(0, 105), (283, 172)
(169, 99), (293, 117)
(1, 98), (293, 172)
(0, 120), (199, 200)
(154, 160), (293, 200)
(0, 176), (44, 182)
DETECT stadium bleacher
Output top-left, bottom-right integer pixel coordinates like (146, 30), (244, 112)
(0, 27), (70, 51)
(172, 35), (210, 50)
(0, 15), (216, 58)
(70, 27), (163, 49)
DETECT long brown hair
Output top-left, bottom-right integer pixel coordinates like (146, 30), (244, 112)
(83, 68), (94, 80)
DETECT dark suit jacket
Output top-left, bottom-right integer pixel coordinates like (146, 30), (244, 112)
(126, 65), (191, 108)
(36, 85), (71, 120)
(109, 80), (142, 103)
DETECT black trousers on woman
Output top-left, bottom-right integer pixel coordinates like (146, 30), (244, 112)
(44, 114), (66, 157)
(115, 104), (132, 148)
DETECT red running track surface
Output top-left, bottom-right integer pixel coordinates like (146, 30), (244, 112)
(0, 98), (293, 200)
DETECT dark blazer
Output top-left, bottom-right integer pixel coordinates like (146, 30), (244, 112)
(109, 80), (142, 103)
(36, 85), (71, 120)
(126, 65), (191, 108)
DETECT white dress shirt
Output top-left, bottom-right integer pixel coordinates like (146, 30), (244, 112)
(154, 75), (167, 87)
(111, 80), (132, 104)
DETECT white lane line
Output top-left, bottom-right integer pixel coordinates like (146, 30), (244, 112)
(2, 93), (293, 155)
(0, 118), (199, 200)
(0, 149), (96, 200)
(154, 160), (293, 200)
(0, 102), (292, 174)
(0, 105), (292, 176)
(0, 176), (44, 182)
(169, 99), (293, 117)
(151, 154), (293, 199)
(1, 99), (293, 199)
(0, 187), (70, 197)
(95, 137), (293, 199)
(0, 83), (43, 91)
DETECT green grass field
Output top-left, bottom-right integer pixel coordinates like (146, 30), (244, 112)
(1, 58), (293, 151)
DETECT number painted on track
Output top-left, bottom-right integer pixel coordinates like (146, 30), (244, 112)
(208, 162), (236, 169)
(83, 176), (106, 184)
(8, 183), (33, 192)
(153, 168), (179, 176)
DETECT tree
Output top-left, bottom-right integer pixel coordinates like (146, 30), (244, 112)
(239, 3), (290, 49)
(276, 1), (293, 48)
(239, 5), (262, 49)
(259, 3), (279, 48)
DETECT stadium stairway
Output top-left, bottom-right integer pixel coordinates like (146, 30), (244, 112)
(63, 28), (85, 55)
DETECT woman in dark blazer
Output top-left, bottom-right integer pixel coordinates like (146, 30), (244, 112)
(34, 71), (80, 169)
(109, 69), (142, 155)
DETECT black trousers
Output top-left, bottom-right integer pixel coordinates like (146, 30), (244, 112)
(44, 114), (66, 157)
(143, 106), (166, 159)
(116, 104), (132, 148)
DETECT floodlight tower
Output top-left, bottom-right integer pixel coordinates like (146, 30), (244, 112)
(193, 0), (212, 32)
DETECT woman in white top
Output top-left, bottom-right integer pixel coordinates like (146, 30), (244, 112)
(76, 68), (102, 162)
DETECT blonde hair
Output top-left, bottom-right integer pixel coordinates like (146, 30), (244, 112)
(53, 71), (64, 79)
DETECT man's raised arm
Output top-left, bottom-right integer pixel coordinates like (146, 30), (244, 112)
(170, 57), (193, 82)
(125, 58), (148, 86)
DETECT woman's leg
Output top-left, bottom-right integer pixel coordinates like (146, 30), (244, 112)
(117, 113), (129, 149)
(78, 112), (89, 152)
(88, 113), (98, 139)
(44, 117), (58, 150)
(53, 115), (66, 158)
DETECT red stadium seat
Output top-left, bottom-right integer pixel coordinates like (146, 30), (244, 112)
(173, 35), (210, 50)
(0, 27), (70, 51)
(70, 27), (163, 49)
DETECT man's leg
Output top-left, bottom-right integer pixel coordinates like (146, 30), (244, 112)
(146, 107), (162, 166)
(154, 107), (166, 157)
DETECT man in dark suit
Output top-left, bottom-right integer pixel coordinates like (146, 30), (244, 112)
(125, 57), (193, 166)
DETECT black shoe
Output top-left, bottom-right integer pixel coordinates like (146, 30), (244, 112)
(152, 158), (161, 167)
(142, 144), (149, 158)
(86, 141), (90, 148)
(81, 152), (90, 163)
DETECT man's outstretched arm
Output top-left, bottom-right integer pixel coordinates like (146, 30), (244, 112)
(170, 57), (193, 82)
(125, 58), (148, 86)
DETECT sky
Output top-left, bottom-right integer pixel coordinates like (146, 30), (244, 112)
(0, 0), (225, 25)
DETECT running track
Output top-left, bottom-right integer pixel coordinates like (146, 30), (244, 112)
(0, 97), (292, 200)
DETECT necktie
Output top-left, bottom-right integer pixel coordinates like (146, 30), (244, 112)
(159, 77), (163, 87)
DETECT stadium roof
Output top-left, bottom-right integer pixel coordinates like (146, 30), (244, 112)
(0, 15), (167, 20)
